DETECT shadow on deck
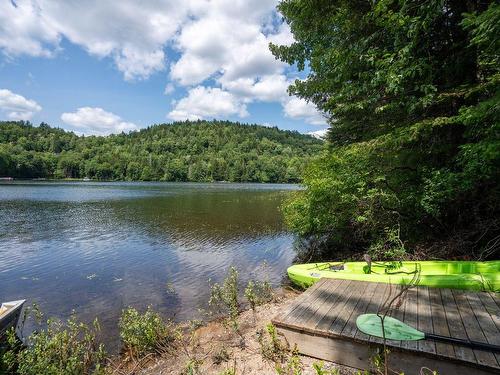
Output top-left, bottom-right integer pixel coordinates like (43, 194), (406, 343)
(272, 279), (500, 374)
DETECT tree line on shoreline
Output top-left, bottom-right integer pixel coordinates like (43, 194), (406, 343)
(0, 120), (322, 183)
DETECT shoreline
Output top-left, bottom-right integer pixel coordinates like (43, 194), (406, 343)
(111, 287), (355, 375)
(0, 178), (303, 185)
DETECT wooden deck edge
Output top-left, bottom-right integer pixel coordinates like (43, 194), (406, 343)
(273, 321), (499, 375)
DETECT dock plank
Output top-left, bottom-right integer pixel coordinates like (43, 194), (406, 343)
(386, 286), (407, 349)
(417, 286), (436, 354)
(479, 292), (500, 331)
(354, 283), (389, 341)
(301, 279), (351, 331)
(489, 292), (500, 309)
(390, 284), (407, 321)
(286, 279), (334, 324)
(440, 288), (476, 363)
(453, 289), (498, 368)
(370, 283), (400, 345)
(341, 281), (378, 338)
(283, 278), (330, 325)
(278, 278), (326, 321)
(428, 288), (455, 359)
(315, 279), (357, 332)
(329, 278), (367, 335)
(273, 279), (500, 374)
(401, 286), (418, 351)
(467, 292), (500, 365)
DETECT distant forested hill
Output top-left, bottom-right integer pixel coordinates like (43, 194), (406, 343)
(0, 120), (323, 182)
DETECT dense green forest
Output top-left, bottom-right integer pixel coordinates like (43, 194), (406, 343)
(0, 121), (322, 182)
(272, 1), (499, 260)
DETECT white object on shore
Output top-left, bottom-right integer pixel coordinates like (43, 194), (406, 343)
(0, 299), (26, 339)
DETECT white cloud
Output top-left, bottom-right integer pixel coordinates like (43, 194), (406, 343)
(220, 74), (289, 102)
(170, 53), (219, 87)
(0, 89), (42, 120)
(0, 1), (60, 58)
(266, 21), (295, 47)
(164, 83), (175, 95)
(283, 97), (327, 125)
(307, 128), (328, 139)
(0, 1), (290, 85)
(61, 107), (138, 135)
(0, 0), (189, 80)
(168, 86), (248, 121)
(167, 1), (304, 123)
(169, 1), (286, 87)
(1, 1), (330, 127)
(113, 47), (166, 81)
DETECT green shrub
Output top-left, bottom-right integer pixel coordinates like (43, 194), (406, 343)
(181, 358), (203, 375)
(257, 323), (288, 363)
(312, 361), (340, 375)
(244, 280), (274, 312)
(3, 316), (106, 375)
(119, 306), (178, 359)
(368, 226), (407, 260)
(257, 326), (303, 375)
(209, 267), (241, 331)
(275, 346), (302, 375)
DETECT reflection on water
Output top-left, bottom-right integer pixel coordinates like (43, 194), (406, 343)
(0, 182), (298, 350)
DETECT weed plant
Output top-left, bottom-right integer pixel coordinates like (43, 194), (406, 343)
(2, 316), (106, 375)
(119, 306), (179, 360)
(208, 267), (241, 331)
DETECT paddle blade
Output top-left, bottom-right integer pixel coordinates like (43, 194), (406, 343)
(356, 314), (425, 341)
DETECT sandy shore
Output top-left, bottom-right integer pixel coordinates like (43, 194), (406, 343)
(128, 289), (357, 375)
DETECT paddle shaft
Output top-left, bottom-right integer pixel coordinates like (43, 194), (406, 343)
(424, 333), (500, 353)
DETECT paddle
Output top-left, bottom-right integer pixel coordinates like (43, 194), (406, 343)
(356, 314), (500, 353)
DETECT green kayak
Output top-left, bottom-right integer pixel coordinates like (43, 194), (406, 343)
(287, 260), (500, 291)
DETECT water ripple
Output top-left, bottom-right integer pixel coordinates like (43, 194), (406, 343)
(0, 181), (298, 350)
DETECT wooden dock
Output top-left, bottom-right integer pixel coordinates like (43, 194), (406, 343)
(272, 279), (500, 374)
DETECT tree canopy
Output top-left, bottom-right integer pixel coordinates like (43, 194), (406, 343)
(272, 0), (499, 259)
(0, 120), (322, 183)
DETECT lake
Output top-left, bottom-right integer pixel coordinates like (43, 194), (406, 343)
(0, 181), (299, 349)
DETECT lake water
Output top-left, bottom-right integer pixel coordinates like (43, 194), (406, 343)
(0, 181), (298, 349)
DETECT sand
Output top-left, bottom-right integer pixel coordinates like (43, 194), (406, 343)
(132, 289), (357, 375)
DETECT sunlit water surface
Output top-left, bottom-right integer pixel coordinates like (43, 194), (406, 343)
(0, 181), (299, 350)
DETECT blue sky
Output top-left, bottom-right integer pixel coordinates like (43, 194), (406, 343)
(0, 0), (328, 136)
